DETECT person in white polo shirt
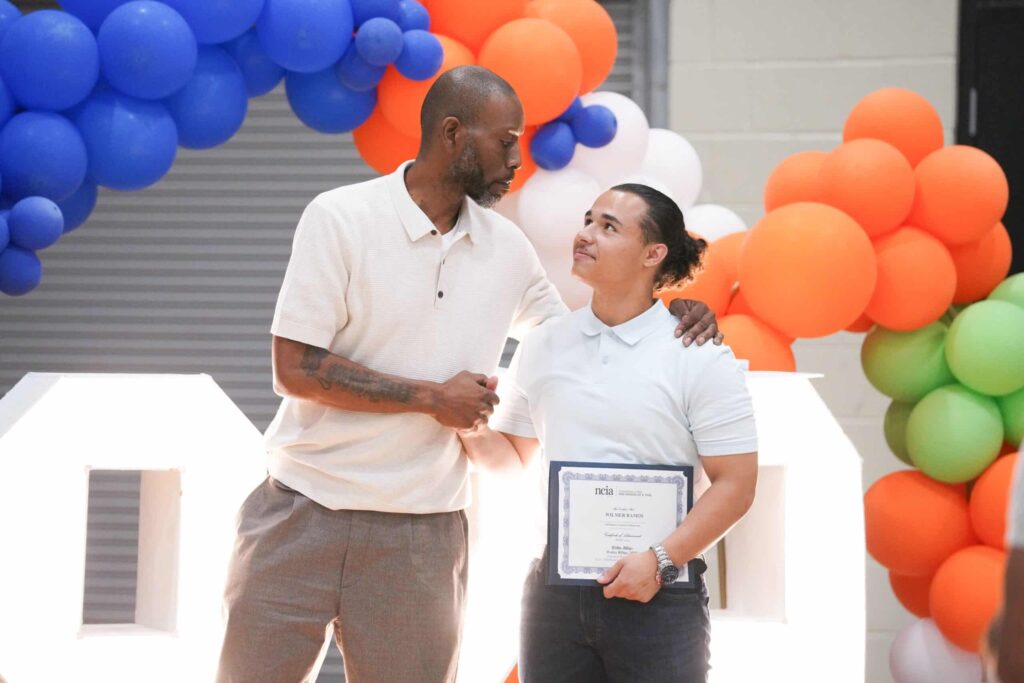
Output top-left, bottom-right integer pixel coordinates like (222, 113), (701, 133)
(215, 67), (723, 683)
(460, 184), (759, 683)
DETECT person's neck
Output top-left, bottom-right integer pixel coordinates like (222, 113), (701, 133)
(404, 160), (464, 234)
(590, 281), (657, 328)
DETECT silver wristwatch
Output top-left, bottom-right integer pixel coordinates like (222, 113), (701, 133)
(651, 543), (680, 585)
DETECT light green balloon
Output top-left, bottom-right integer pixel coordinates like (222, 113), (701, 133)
(998, 386), (1024, 448)
(988, 272), (1024, 310)
(883, 400), (915, 465)
(906, 383), (1004, 483)
(945, 300), (1024, 396)
(861, 323), (956, 402)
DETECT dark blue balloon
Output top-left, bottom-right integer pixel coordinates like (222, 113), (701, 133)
(394, 30), (443, 81)
(8, 196), (63, 251)
(571, 105), (617, 148)
(98, 1), (198, 100)
(336, 45), (386, 92)
(0, 213), (7, 251)
(355, 18), (403, 67)
(57, 0), (129, 30)
(256, 0), (354, 74)
(57, 180), (98, 233)
(351, 0), (402, 25)
(224, 29), (285, 97)
(0, 112), (88, 202)
(72, 90), (178, 190)
(396, 0), (429, 31)
(0, 245), (42, 295)
(556, 97), (583, 123)
(0, 75), (14, 129)
(0, 0), (21, 42)
(531, 121), (576, 171)
(165, 46), (248, 149)
(161, 0), (265, 45)
(285, 67), (377, 134)
(0, 10), (99, 111)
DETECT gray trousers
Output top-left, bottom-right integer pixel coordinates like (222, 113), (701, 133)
(216, 477), (469, 683)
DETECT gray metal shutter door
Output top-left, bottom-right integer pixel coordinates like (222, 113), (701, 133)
(0, 2), (643, 680)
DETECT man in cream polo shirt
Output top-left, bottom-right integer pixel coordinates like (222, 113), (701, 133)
(216, 67), (721, 683)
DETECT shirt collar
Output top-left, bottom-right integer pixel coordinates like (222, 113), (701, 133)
(386, 161), (476, 245)
(578, 301), (670, 346)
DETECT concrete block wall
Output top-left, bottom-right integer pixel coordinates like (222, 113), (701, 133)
(667, 2), (959, 680)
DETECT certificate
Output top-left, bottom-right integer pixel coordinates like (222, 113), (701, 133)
(547, 460), (696, 589)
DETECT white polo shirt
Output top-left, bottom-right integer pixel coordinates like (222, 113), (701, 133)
(264, 161), (568, 513)
(1011, 445), (1024, 548)
(490, 302), (758, 550)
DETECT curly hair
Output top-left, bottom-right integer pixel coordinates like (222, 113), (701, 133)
(611, 183), (707, 291)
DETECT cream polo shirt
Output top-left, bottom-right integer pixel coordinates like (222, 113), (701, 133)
(264, 162), (568, 513)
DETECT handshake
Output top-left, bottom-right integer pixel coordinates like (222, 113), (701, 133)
(428, 370), (500, 431)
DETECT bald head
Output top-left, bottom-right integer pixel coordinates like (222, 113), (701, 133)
(419, 66), (520, 143)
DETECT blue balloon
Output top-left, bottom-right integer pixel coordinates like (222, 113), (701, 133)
(531, 121), (576, 171)
(394, 30), (443, 81)
(0, 10), (99, 111)
(285, 67), (377, 134)
(57, 0), (129, 30)
(355, 18), (403, 67)
(0, 0), (21, 42)
(556, 97), (583, 123)
(57, 180), (98, 233)
(351, 0), (401, 25)
(0, 112), (88, 202)
(0, 245), (42, 295)
(571, 105), (617, 148)
(8, 196), (63, 251)
(256, 0), (354, 74)
(224, 29), (285, 97)
(73, 90), (178, 191)
(336, 45), (386, 92)
(0, 76), (14, 129)
(161, 0), (265, 45)
(0, 214), (7, 251)
(396, 0), (429, 31)
(98, 1), (198, 100)
(165, 46), (248, 149)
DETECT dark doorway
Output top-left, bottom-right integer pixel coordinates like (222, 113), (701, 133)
(958, 1), (1024, 275)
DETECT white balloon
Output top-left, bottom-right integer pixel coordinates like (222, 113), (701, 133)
(613, 173), (675, 201)
(567, 91), (650, 188)
(517, 168), (601, 262)
(539, 252), (592, 311)
(890, 619), (983, 683)
(684, 204), (748, 242)
(636, 128), (703, 209)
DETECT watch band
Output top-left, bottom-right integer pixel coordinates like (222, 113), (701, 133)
(651, 543), (673, 583)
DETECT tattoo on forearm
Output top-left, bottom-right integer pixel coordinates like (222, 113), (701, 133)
(300, 345), (413, 403)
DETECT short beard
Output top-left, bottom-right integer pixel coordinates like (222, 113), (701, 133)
(449, 141), (501, 208)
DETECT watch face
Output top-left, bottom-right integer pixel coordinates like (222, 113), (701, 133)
(661, 565), (680, 584)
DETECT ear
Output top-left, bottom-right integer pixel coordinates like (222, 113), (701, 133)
(643, 243), (669, 270)
(441, 116), (462, 151)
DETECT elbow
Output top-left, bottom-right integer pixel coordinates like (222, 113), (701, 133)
(273, 368), (305, 400)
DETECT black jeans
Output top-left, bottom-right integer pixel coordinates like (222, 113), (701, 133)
(519, 553), (711, 683)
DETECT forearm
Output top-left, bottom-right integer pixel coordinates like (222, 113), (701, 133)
(458, 426), (525, 475)
(662, 475), (755, 567)
(998, 548), (1024, 682)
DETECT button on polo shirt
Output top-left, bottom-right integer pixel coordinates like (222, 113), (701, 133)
(264, 161), (568, 513)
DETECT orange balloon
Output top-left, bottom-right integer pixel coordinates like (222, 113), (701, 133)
(708, 231), (746, 286)
(739, 202), (877, 339)
(727, 288), (793, 343)
(525, 0), (617, 93)
(421, 0), (528, 52)
(949, 222), (1013, 304)
(819, 139), (915, 238)
(718, 314), (796, 372)
(478, 18), (582, 125)
(656, 232), (733, 315)
(929, 545), (1006, 653)
(378, 34), (475, 138)
(864, 226), (956, 331)
(509, 126), (537, 193)
(889, 571), (933, 618)
(864, 470), (976, 576)
(909, 145), (1010, 246)
(843, 88), (944, 167)
(845, 313), (874, 333)
(353, 108), (420, 175)
(764, 150), (825, 212)
(969, 453), (1018, 549)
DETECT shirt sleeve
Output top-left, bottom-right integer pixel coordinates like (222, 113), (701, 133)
(1009, 445), (1024, 548)
(270, 199), (351, 349)
(489, 334), (537, 438)
(685, 345), (759, 457)
(508, 246), (570, 341)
